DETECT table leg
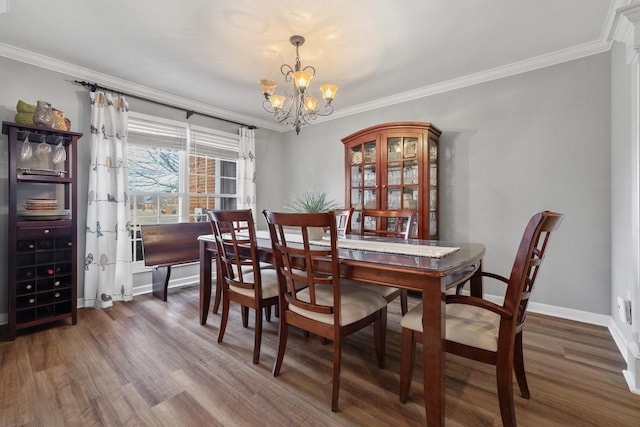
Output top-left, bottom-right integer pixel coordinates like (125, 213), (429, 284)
(422, 278), (446, 426)
(200, 240), (212, 325)
(469, 260), (483, 297)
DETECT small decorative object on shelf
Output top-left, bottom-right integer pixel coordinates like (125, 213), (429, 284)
(3, 121), (82, 340)
(52, 108), (71, 131)
(33, 101), (56, 128)
(15, 100), (71, 131)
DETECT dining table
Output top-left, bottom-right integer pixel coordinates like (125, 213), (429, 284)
(198, 231), (485, 427)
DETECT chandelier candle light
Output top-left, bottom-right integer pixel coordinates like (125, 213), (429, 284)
(260, 35), (339, 135)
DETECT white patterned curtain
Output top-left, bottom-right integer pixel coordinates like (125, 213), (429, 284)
(84, 91), (132, 309)
(238, 127), (256, 214)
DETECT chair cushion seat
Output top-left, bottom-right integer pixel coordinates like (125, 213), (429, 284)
(400, 302), (500, 352)
(229, 268), (280, 299)
(290, 283), (387, 326)
(341, 279), (400, 301)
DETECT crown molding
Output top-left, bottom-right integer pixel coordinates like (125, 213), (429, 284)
(330, 38), (612, 120)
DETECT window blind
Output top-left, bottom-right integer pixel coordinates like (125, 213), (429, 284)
(190, 125), (239, 161)
(127, 115), (187, 151)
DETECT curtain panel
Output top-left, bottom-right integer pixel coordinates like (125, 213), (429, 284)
(238, 127), (256, 215)
(84, 91), (133, 308)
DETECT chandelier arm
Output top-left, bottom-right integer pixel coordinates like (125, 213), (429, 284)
(314, 103), (335, 117)
(274, 109), (293, 124)
(281, 64), (294, 82)
(300, 113), (314, 126)
(302, 65), (316, 76)
(262, 99), (276, 113)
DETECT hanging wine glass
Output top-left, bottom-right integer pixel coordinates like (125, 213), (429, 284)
(20, 131), (32, 161)
(52, 136), (66, 164)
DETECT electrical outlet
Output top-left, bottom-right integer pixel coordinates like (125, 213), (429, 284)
(617, 297), (632, 324)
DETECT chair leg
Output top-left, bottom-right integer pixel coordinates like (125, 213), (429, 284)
(400, 290), (408, 315)
(241, 305), (249, 328)
(253, 306), (263, 364)
(399, 328), (416, 403)
(374, 308), (387, 369)
(213, 261), (222, 314)
(273, 318), (289, 376)
(331, 337), (342, 412)
(217, 292), (230, 344)
(513, 331), (530, 398)
(496, 354), (517, 427)
(264, 305), (271, 322)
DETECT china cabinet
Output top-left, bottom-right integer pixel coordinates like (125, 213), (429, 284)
(3, 121), (81, 340)
(341, 122), (441, 239)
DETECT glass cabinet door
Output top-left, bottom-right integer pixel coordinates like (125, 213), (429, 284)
(428, 137), (438, 238)
(384, 135), (420, 229)
(382, 135), (423, 237)
(349, 140), (377, 210)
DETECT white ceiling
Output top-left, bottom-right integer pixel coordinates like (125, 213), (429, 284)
(0, 0), (621, 131)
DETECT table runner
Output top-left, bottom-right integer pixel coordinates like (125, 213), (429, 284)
(252, 230), (459, 258)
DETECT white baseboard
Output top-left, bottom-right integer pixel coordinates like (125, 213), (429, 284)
(132, 274), (201, 297)
(610, 320), (640, 394)
(482, 293), (611, 326)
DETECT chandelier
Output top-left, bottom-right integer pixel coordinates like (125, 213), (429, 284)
(259, 35), (339, 135)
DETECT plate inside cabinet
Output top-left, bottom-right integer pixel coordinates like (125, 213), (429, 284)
(18, 168), (67, 177)
(18, 210), (70, 221)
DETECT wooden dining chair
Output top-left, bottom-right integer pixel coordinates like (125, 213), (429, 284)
(398, 210), (564, 427)
(333, 208), (353, 237)
(346, 208), (417, 314)
(263, 210), (388, 412)
(322, 208), (353, 238)
(359, 208), (417, 239)
(207, 209), (282, 364)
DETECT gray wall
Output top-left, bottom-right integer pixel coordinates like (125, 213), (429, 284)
(0, 50), (612, 320)
(258, 52), (612, 315)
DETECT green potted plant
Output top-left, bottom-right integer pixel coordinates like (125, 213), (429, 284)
(285, 191), (341, 240)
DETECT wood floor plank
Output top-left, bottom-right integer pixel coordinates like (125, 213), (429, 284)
(0, 340), (38, 426)
(1, 287), (639, 426)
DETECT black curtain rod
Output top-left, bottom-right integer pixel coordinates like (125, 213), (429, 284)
(73, 80), (256, 129)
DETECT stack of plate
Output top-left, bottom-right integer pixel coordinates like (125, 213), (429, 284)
(19, 198), (69, 220)
(24, 198), (58, 210)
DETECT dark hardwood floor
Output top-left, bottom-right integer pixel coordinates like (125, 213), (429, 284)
(1, 286), (639, 426)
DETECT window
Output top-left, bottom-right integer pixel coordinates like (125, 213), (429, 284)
(127, 113), (239, 263)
